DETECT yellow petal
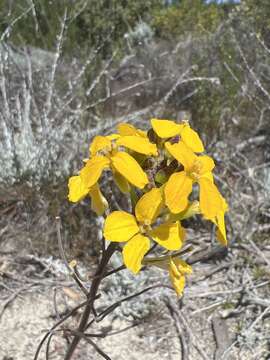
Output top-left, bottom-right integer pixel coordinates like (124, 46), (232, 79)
(135, 188), (163, 224)
(169, 258), (181, 278)
(151, 118), (184, 138)
(89, 136), (111, 156)
(201, 171), (214, 182)
(165, 171), (193, 213)
(180, 124), (204, 152)
(165, 141), (197, 170)
(198, 155), (215, 175)
(123, 234), (150, 274)
(68, 176), (89, 202)
(89, 183), (108, 216)
(149, 221), (184, 250)
(113, 171), (130, 193)
(116, 136), (158, 156)
(169, 257), (192, 296)
(210, 197), (228, 246)
(216, 211), (227, 246)
(171, 258), (192, 275)
(111, 151), (149, 189)
(117, 123), (147, 138)
(80, 155), (110, 188)
(137, 129), (148, 137)
(199, 178), (224, 219)
(103, 211), (139, 242)
(169, 268), (186, 297)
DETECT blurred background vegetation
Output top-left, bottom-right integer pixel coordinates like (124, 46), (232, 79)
(0, 1), (226, 51)
(1, 0), (267, 140)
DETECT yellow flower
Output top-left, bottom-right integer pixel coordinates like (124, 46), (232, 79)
(143, 256), (192, 296)
(168, 258), (192, 296)
(80, 132), (157, 192)
(115, 122), (157, 156)
(68, 176), (108, 215)
(117, 122), (147, 138)
(164, 141), (225, 218)
(103, 188), (185, 274)
(151, 118), (204, 152)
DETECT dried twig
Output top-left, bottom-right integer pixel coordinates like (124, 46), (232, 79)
(166, 299), (189, 360)
(56, 216), (88, 296)
(0, 284), (34, 320)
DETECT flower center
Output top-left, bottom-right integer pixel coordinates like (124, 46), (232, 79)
(99, 148), (110, 156)
(98, 141), (118, 157)
(139, 220), (152, 234)
(188, 160), (202, 181)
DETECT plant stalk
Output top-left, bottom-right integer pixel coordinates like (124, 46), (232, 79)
(64, 242), (116, 360)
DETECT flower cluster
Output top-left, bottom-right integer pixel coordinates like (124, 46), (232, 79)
(68, 119), (228, 296)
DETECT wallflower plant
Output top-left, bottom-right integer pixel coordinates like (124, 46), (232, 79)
(41, 118), (228, 360)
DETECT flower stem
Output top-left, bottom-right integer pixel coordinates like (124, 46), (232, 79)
(64, 242), (116, 360)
